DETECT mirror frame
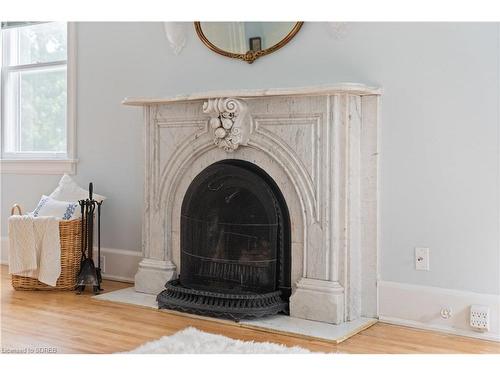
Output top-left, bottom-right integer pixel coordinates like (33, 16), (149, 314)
(194, 22), (304, 64)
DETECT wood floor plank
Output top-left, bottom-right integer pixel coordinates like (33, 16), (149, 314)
(1, 265), (499, 354)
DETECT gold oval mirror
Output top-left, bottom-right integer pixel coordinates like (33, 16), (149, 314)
(194, 22), (303, 64)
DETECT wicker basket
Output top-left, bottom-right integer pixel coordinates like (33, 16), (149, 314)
(10, 204), (82, 291)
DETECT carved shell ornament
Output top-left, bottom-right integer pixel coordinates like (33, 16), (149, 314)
(203, 98), (249, 152)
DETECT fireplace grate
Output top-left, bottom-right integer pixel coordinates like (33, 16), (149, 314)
(196, 258), (274, 284)
(157, 279), (288, 321)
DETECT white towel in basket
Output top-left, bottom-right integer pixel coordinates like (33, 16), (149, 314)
(8, 215), (61, 287)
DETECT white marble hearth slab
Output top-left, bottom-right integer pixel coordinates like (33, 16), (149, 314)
(94, 287), (157, 307)
(93, 287), (376, 343)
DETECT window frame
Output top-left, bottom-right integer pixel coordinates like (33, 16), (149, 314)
(0, 22), (77, 174)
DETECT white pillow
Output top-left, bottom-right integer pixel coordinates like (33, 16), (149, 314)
(32, 195), (81, 220)
(49, 174), (106, 203)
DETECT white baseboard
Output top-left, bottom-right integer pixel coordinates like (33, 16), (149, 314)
(378, 280), (500, 342)
(3, 234), (499, 342)
(99, 273), (135, 283)
(0, 237), (140, 283)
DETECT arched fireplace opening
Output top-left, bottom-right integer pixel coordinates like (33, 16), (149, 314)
(157, 159), (291, 321)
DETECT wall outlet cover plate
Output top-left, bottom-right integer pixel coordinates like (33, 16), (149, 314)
(415, 247), (430, 271)
(470, 305), (490, 331)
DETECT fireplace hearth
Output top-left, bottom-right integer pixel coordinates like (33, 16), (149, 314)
(157, 160), (291, 321)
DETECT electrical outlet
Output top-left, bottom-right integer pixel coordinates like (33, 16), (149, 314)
(470, 305), (490, 331)
(99, 255), (106, 273)
(415, 247), (429, 271)
(440, 307), (453, 319)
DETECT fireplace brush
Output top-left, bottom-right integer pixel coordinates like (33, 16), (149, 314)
(76, 183), (103, 295)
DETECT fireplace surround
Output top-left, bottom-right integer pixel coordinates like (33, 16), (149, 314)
(124, 84), (380, 324)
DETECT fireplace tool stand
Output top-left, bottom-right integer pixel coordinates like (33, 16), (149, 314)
(76, 183), (103, 295)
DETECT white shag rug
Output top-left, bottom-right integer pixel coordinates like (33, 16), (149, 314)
(124, 327), (315, 354)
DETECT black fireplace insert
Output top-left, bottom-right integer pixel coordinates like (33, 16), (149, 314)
(157, 160), (291, 321)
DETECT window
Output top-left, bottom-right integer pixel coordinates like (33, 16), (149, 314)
(0, 22), (76, 174)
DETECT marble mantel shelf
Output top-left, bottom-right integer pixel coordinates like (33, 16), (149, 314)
(122, 83), (382, 106)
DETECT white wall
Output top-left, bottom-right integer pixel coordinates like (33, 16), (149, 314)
(1, 23), (499, 299)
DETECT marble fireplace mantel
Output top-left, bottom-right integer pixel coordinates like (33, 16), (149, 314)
(123, 83), (380, 324)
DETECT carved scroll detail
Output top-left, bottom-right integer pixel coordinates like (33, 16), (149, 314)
(203, 98), (249, 152)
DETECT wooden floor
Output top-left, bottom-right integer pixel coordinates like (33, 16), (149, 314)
(1, 266), (499, 354)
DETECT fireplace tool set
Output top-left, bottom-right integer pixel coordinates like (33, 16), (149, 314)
(76, 183), (103, 295)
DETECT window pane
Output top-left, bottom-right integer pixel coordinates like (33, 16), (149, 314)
(18, 67), (67, 152)
(5, 22), (67, 66)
